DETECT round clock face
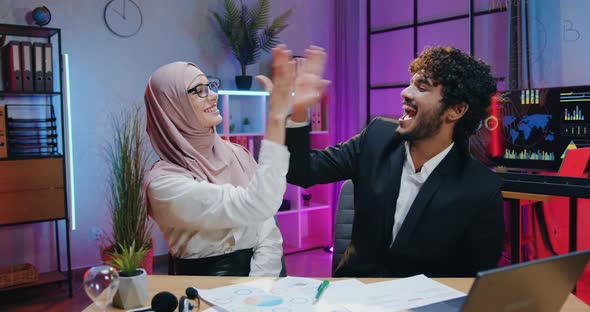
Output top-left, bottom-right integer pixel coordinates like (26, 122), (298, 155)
(104, 0), (143, 37)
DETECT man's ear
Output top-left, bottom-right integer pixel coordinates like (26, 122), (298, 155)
(447, 102), (469, 121)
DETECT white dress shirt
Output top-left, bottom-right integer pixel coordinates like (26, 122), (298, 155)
(147, 140), (289, 277)
(284, 118), (454, 247)
(391, 141), (454, 245)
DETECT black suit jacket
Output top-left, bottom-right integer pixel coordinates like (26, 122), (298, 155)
(286, 117), (505, 277)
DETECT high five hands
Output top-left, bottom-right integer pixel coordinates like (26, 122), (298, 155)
(257, 45), (330, 123)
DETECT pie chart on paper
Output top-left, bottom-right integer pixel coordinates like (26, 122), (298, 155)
(243, 295), (284, 307)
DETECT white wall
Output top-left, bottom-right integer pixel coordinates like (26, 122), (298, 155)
(526, 0), (590, 87)
(559, 0), (590, 86)
(0, 0), (332, 271)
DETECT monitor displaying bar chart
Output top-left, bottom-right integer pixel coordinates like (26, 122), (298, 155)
(471, 85), (590, 171)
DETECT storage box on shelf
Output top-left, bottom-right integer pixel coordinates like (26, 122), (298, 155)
(0, 263), (38, 289)
(0, 23), (72, 297)
(216, 90), (333, 254)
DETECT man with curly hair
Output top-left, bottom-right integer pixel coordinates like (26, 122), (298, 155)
(285, 46), (504, 278)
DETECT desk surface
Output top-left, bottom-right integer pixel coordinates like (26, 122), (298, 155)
(82, 275), (590, 311)
(502, 191), (551, 201)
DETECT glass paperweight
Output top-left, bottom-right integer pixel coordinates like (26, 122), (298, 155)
(83, 265), (120, 311)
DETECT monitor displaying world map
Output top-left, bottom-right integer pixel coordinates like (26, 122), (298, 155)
(471, 85), (590, 171)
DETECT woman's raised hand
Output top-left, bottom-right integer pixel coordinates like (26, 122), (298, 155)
(257, 45), (294, 145)
(257, 45), (294, 120)
(257, 45), (330, 123)
(291, 46), (330, 122)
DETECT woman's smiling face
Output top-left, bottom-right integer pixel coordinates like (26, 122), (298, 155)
(187, 70), (222, 128)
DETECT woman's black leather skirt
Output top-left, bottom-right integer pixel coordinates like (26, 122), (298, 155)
(171, 249), (254, 276)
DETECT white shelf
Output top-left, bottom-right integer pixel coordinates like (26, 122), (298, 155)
(277, 209), (299, 216)
(300, 202), (330, 212)
(300, 237), (330, 249)
(223, 132), (264, 137)
(218, 90), (269, 96)
(283, 243), (300, 254)
(219, 91), (333, 257)
(276, 202), (330, 216)
(222, 131), (326, 137)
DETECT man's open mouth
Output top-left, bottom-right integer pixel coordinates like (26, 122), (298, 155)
(400, 104), (417, 121)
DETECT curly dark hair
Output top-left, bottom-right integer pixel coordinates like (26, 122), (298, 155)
(409, 46), (496, 140)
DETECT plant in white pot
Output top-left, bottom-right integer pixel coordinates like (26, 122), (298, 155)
(106, 241), (149, 309)
(212, 0), (292, 90)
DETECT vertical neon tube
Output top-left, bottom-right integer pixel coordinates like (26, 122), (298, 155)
(489, 94), (503, 158)
(63, 53), (76, 230)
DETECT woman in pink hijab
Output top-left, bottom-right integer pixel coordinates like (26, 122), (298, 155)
(144, 46), (328, 276)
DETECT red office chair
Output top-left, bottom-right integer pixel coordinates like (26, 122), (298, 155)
(526, 148), (590, 302)
(530, 148), (590, 257)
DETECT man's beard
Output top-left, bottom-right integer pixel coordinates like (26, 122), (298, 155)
(396, 106), (444, 142)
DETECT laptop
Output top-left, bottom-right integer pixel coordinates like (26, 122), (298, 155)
(412, 250), (590, 312)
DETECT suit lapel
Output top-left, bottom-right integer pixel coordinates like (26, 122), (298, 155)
(391, 144), (462, 249)
(382, 142), (405, 247)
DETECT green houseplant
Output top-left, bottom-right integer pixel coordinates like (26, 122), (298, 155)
(213, 0), (292, 90)
(242, 117), (251, 132)
(106, 242), (149, 309)
(103, 105), (153, 274)
(106, 242), (148, 277)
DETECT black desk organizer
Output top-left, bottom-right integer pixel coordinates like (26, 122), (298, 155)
(5, 104), (58, 157)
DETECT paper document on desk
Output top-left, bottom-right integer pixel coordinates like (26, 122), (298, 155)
(341, 274), (466, 312)
(199, 276), (365, 311)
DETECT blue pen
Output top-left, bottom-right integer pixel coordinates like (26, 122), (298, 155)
(313, 280), (330, 304)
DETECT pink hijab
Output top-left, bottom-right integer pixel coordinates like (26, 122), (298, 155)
(143, 62), (256, 212)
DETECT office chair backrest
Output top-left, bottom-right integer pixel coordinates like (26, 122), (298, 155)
(558, 147), (590, 177)
(333, 180), (355, 275)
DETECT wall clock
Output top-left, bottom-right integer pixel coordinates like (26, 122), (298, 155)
(104, 0), (143, 37)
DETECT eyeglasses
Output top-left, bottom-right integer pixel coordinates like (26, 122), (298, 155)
(187, 81), (219, 98)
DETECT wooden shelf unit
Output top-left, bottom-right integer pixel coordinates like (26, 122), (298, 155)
(0, 23), (72, 297)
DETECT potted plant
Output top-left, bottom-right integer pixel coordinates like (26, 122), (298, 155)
(213, 0), (292, 90)
(102, 105), (154, 274)
(106, 241), (149, 309)
(242, 117), (251, 133)
(302, 192), (312, 206)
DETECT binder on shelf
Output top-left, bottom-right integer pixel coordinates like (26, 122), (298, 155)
(0, 105), (7, 158)
(43, 43), (53, 92)
(311, 102), (322, 131)
(33, 42), (45, 92)
(20, 41), (34, 92)
(319, 103), (323, 130)
(2, 41), (22, 92)
(321, 94), (328, 130)
(248, 136), (254, 152)
(309, 104), (316, 131)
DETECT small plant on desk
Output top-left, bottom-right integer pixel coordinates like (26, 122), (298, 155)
(106, 241), (149, 309)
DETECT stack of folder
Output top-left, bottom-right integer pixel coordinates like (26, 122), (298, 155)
(2, 40), (53, 93)
(0, 105), (7, 158)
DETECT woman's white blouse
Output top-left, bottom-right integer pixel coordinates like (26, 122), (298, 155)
(147, 140), (289, 276)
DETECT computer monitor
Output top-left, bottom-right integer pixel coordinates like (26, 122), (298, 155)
(471, 85), (590, 171)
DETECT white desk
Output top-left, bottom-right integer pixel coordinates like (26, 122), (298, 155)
(82, 275), (590, 311)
